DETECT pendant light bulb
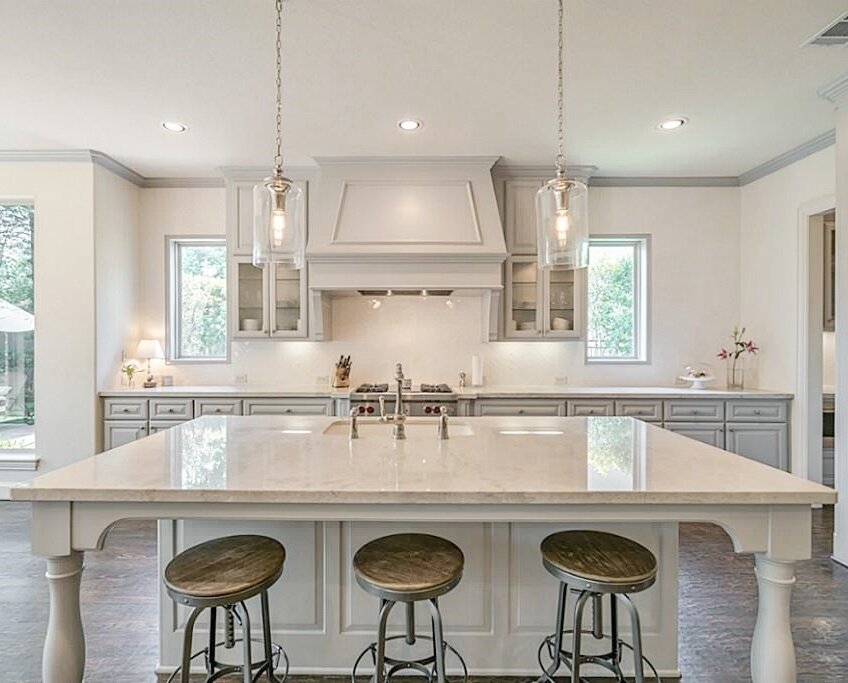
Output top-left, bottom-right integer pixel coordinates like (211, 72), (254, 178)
(252, 0), (305, 269)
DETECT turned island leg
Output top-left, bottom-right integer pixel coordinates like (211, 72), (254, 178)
(750, 554), (796, 683)
(43, 552), (86, 683)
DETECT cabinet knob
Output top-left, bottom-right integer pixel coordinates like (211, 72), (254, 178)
(754, 409), (761, 415)
(285, 409), (292, 414)
(518, 409), (525, 415)
(214, 408), (221, 413)
(167, 408), (175, 413)
(122, 408), (129, 413)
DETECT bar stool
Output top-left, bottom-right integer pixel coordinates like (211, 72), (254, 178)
(351, 533), (468, 683)
(163, 534), (290, 683)
(537, 530), (661, 683)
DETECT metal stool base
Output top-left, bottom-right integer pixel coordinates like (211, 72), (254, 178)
(536, 629), (660, 683)
(352, 634), (468, 683)
(165, 637), (289, 683)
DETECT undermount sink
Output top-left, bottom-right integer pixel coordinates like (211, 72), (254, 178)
(323, 418), (474, 437)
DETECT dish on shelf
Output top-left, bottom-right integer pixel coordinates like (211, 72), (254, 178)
(241, 318), (261, 332)
(517, 321), (536, 331)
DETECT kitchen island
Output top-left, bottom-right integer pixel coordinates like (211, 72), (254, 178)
(12, 415), (834, 683)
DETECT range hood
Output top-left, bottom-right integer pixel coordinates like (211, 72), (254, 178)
(306, 157), (508, 340)
(307, 156), (507, 288)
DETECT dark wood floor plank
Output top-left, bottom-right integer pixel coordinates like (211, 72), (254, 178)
(1, 503), (846, 681)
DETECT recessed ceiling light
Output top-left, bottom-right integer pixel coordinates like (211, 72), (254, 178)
(398, 119), (422, 131)
(657, 118), (688, 131)
(161, 121), (188, 133)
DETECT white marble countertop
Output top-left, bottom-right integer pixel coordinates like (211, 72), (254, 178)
(98, 384), (793, 400)
(12, 415), (831, 505)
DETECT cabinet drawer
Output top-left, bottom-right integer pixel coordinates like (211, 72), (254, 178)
(194, 399), (243, 416)
(567, 400), (614, 417)
(149, 419), (191, 434)
(663, 400), (724, 422)
(726, 400), (787, 422)
(150, 398), (194, 420)
(663, 422), (725, 449)
(243, 399), (333, 416)
(615, 399), (663, 421)
(475, 400), (564, 417)
(104, 398), (148, 420)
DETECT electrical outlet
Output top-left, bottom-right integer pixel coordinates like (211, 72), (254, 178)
(316, 375), (329, 385)
(234, 374), (248, 384)
(555, 376), (568, 385)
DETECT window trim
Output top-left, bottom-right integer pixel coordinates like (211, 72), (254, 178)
(165, 235), (230, 364)
(585, 234), (651, 365)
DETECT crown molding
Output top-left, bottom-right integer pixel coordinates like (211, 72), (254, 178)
(313, 155), (502, 167)
(492, 164), (598, 179)
(591, 176), (739, 187)
(142, 177), (224, 188)
(737, 129), (836, 186)
(818, 72), (848, 104)
(219, 165), (319, 182)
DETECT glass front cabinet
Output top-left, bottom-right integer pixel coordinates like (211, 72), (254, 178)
(505, 256), (583, 339)
(230, 257), (308, 339)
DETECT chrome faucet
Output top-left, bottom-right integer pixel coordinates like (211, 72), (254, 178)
(349, 408), (359, 440)
(438, 406), (449, 440)
(393, 362), (407, 440)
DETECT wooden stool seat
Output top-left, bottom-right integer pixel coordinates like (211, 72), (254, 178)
(353, 533), (464, 601)
(165, 534), (285, 607)
(541, 530), (657, 592)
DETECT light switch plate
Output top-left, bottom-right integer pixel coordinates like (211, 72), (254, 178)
(555, 376), (568, 385)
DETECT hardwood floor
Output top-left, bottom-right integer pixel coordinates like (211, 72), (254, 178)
(1, 503), (846, 682)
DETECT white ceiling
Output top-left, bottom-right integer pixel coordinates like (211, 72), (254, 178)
(0, 0), (845, 178)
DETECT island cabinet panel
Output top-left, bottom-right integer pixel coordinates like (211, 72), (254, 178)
(242, 398), (333, 416)
(103, 398), (148, 420)
(567, 400), (614, 417)
(725, 423), (788, 470)
(474, 399), (565, 416)
(103, 420), (147, 450)
(662, 422), (725, 449)
(194, 399), (243, 416)
(614, 399), (663, 422)
(149, 398), (194, 421)
(663, 400), (725, 422)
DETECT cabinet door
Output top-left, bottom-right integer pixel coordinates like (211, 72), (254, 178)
(824, 219), (835, 332)
(725, 423), (788, 470)
(543, 267), (583, 338)
(231, 258), (268, 338)
(269, 264), (308, 338)
(103, 420), (147, 450)
(663, 422), (725, 449)
(505, 256), (542, 338)
(504, 180), (542, 253)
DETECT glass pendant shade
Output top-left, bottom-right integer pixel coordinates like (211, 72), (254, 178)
(252, 172), (304, 268)
(535, 176), (589, 270)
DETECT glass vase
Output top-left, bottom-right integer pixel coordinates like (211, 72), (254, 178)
(726, 358), (745, 390)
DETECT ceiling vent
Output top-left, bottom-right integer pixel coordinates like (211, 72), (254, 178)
(804, 14), (848, 46)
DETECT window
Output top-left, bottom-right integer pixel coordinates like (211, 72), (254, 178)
(167, 237), (228, 361)
(0, 204), (35, 449)
(586, 236), (649, 362)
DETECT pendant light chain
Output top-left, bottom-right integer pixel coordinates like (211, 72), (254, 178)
(555, 0), (565, 176)
(274, 0), (283, 173)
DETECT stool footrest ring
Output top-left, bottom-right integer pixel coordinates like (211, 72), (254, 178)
(536, 630), (661, 683)
(352, 633), (469, 683)
(164, 637), (289, 683)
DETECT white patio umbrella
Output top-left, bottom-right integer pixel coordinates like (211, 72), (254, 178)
(0, 299), (34, 333)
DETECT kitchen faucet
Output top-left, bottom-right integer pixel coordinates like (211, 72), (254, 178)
(393, 362), (406, 440)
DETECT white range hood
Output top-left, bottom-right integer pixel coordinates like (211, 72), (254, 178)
(307, 156), (508, 340)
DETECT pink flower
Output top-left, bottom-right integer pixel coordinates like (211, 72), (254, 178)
(745, 341), (759, 354)
(717, 348), (729, 360)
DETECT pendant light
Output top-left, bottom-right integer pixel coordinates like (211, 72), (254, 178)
(253, 0), (304, 268)
(535, 0), (588, 270)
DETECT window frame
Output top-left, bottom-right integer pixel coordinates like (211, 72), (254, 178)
(584, 234), (651, 365)
(166, 235), (230, 364)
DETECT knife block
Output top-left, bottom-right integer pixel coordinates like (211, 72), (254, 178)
(332, 363), (351, 389)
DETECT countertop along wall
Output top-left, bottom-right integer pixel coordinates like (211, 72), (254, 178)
(131, 184), (741, 389)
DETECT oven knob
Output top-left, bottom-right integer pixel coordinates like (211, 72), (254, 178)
(366, 406), (375, 414)
(425, 406), (432, 414)
(358, 406), (366, 414)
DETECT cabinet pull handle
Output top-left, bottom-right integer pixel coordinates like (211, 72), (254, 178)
(285, 409), (292, 414)
(518, 409), (525, 415)
(122, 408), (129, 413)
(754, 409), (761, 415)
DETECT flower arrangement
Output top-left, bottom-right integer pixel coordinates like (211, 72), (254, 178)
(121, 362), (139, 387)
(717, 326), (758, 389)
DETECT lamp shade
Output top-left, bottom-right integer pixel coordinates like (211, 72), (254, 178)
(535, 176), (589, 270)
(135, 339), (165, 360)
(253, 173), (305, 268)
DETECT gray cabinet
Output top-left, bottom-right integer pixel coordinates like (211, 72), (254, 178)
(474, 399), (565, 416)
(230, 257), (308, 340)
(242, 398), (333, 416)
(725, 423), (788, 470)
(194, 399), (243, 416)
(567, 400), (614, 417)
(503, 179), (541, 254)
(664, 400), (725, 422)
(615, 399), (663, 422)
(103, 420), (147, 450)
(663, 422), (725, 449)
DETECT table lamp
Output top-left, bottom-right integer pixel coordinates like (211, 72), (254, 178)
(135, 339), (165, 388)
